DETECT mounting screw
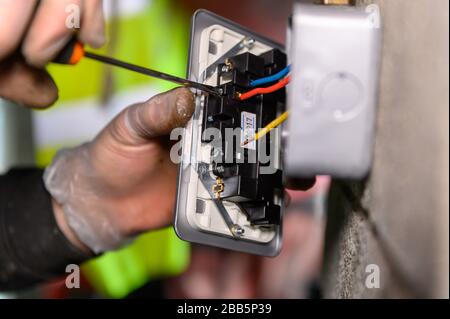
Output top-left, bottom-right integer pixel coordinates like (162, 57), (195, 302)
(231, 225), (245, 237)
(243, 37), (255, 48)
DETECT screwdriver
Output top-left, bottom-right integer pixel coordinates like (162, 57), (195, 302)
(52, 38), (222, 96)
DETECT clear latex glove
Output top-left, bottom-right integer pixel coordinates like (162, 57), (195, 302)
(0, 0), (105, 108)
(44, 88), (195, 253)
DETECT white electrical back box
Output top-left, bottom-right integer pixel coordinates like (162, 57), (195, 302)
(285, 3), (382, 179)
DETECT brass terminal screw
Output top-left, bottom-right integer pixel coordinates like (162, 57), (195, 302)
(212, 177), (224, 198)
(224, 58), (234, 70)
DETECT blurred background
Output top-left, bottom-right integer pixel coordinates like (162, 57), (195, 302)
(0, 0), (448, 299)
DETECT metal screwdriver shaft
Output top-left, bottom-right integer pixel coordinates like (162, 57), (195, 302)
(84, 51), (222, 96)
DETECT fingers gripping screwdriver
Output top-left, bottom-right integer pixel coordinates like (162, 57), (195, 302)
(52, 38), (222, 96)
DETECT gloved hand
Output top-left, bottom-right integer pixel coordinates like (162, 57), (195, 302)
(44, 88), (195, 254)
(0, 0), (105, 108)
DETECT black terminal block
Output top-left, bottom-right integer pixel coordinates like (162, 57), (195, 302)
(201, 49), (287, 226)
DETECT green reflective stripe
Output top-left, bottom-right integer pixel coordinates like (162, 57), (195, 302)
(164, 227), (191, 274)
(81, 228), (190, 298)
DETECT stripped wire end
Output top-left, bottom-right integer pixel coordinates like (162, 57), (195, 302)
(234, 92), (242, 100)
(241, 111), (290, 146)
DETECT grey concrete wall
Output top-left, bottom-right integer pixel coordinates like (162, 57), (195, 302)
(322, 0), (449, 298)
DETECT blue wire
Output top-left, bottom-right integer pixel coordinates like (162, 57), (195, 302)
(250, 65), (291, 87)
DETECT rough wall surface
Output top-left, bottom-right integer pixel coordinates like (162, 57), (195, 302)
(322, 0), (449, 298)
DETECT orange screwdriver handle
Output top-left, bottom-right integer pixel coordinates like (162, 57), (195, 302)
(52, 38), (85, 65)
